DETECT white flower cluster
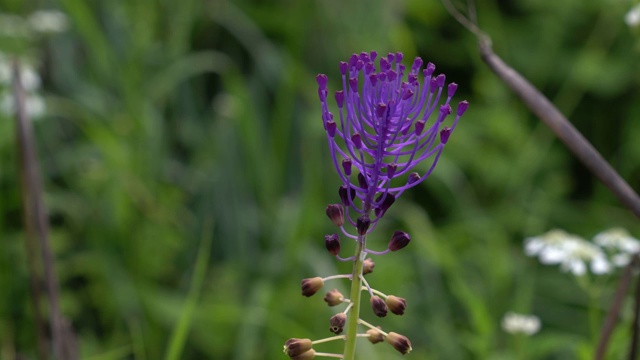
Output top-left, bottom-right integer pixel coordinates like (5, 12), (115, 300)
(501, 312), (541, 336)
(524, 228), (640, 276)
(0, 10), (68, 38)
(626, 4), (640, 28)
(0, 53), (46, 119)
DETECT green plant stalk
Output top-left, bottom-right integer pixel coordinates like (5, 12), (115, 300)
(343, 234), (366, 360)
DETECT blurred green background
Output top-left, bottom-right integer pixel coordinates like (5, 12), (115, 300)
(1, 0), (640, 359)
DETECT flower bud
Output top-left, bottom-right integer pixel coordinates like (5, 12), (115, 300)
(388, 231), (410, 251)
(357, 216), (371, 236)
(370, 296), (388, 317)
(385, 332), (412, 354)
(325, 204), (344, 227)
(338, 185), (356, 206)
(366, 327), (385, 344)
(284, 338), (313, 357)
(374, 192), (395, 218)
(440, 126), (451, 144)
(301, 277), (324, 297)
(362, 258), (375, 275)
(407, 172), (421, 185)
(323, 289), (344, 306)
(290, 349), (316, 360)
(385, 295), (407, 315)
(342, 158), (352, 176)
(324, 234), (340, 256)
(329, 313), (347, 334)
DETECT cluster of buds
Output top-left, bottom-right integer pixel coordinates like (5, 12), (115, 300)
(284, 51), (467, 358)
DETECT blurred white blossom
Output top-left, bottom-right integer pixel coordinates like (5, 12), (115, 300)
(626, 4), (640, 28)
(0, 14), (30, 38)
(0, 92), (46, 119)
(525, 229), (611, 276)
(501, 312), (541, 336)
(594, 228), (640, 267)
(28, 10), (69, 34)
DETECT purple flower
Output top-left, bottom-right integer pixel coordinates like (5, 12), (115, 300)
(316, 52), (467, 234)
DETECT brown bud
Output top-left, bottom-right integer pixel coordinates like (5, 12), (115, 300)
(283, 338), (313, 357)
(290, 349), (316, 360)
(370, 296), (388, 317)
(324, 234), (340, 256)
(325, 204), (344, 227)
(366, 327), (384, 344)
(301, 277), (324, 297)
(388, 231), (410, 251)
(385, 332), (412, 354)
(329, 313), (347, 334)
(362, 258), (375, 275)
(357, 215), (371, 235)
(385, 295), (407, 315)
(323, 289), (344, 306)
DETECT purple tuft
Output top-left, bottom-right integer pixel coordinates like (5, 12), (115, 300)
(349, 54), (358, 68)
(447, 83), (458, 97)
(316, 74), (328, 89)
(407, 172), (421, 184)
(424, 62), (435, 77)
(376, 103), (387, 119)
(351, 133), (362, 149)
(342, 158), (352, 176)
(326, 121), (337, 137)
(395, 52), (403, 63)
(369, 51), (378, 62)
(349, 77), (358, 92)
(436, 74), (446, 87)
(386, 163), (398, 178)
(335, 91), (344, 108)
(411, 57), (423, 72)
(440, 127), (451, 144)
(339, 62), (348, 75)
(457, 100), (469, 116)
(414, 120), (425, 136)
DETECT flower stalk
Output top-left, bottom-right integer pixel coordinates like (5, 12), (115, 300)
(343, 233), (367, 360)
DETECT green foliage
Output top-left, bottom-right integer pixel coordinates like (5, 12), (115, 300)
(1, 0), (639, 359)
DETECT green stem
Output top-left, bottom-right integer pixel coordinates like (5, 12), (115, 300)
(343, 234), (366, 360)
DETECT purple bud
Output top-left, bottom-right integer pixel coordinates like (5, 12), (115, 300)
(376, 103), (387, 119)
(424, 62), (435, 77)
(395, 52), (403, 63)
(369, 73), (378, 87)
(357, 215), (371, 236)
(388, 231), (410, 251)
(430, 78), (438, 93)
(436, 74), (446, 87)
(342, 158), (352, 176)
(440, 104), (452, 118)
(407, 172), (421, 184)
(349, 77), (358, 92)
(349, 54), (358, 68)
(356, 60), (364, 71)
(374, 192), (396, 218)
(407, 74), (417, 84)
(359, 52), (369, 62)
(351, 133), (362, 149)
(457, 100), (469, 116)
(402, 87), (414, 100)
(387, 53), (394, 63)
(326, 121), (336, 137)
(414, 120), (425, 136)
(378, 72), (387, 82)
(338, 185), (356, 206)
(380, 57), (389, 72)
(411, 57), (423, 72)
(326, 204), (344, 226)
(325, 234), (341, 256)
(316, 74), (328, 89)
(369, 51), (378, 62)
(448, 82), (458, 97)
(386, 163), (397, 178)
(440, 127), (451, 144)
(365, 62), (374, 75)
(387, 70), (397, 82)
(339, 62), (348, 75)
(370, 296), (388, 317)
(357, 172), (368, 190)
(335, 91), (344, 108)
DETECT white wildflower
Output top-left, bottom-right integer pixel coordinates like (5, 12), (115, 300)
(501, 312), (541, 336)
(594, 228), (640, 267)
(524, 229), (611, 276)
(626, 4), (640, 28)
(1, 92), (46, 119)
(28, 10), (69, 34)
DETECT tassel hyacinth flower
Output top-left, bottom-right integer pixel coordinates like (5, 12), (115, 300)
(284, 51), (468, 360)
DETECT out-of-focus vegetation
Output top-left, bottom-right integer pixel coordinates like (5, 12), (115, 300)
(1, 0), (639, 359)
